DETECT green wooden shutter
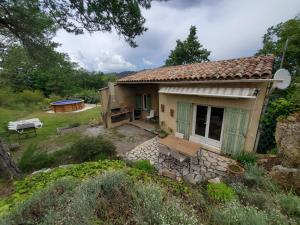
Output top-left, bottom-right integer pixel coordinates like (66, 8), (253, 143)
(176, 102), (192, 139)
(146, 95), (151, 111)
(135, 95), (142, 109)
(221, 108), (250, 155)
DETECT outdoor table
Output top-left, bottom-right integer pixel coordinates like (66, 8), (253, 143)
(158, 135), (201, 175)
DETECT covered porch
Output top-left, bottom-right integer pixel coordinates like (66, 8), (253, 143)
(99, 83), (159, 129)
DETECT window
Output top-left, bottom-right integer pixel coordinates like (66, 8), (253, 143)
(143, 94), (148, 110)
(143, 94), (151, 111)
(192, 105), (224, 148)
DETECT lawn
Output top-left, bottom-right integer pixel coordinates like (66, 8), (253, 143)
(0, 106), (101, 158)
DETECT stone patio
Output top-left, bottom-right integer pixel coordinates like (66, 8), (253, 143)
(125, 136), (236, 184)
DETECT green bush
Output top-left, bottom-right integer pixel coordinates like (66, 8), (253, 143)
(212, 201), (295, 225)
(207, 182), (236, 203)
(133, 183), (198, 225)
(233, 151), (258, 165)
(17, 90), (44, 104)
(1, 177), (79, 225)
(71, 89), (100, 104)
(71, 136), (116, 162)
(277, 193), (300, 220)
(0, 170), (199, 225)
(243, 164), (279, 192)
(18, 145), (55, 172)
(132, 160), (155, 173)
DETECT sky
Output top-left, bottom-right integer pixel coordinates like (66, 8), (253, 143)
(54, 0), (300, 73)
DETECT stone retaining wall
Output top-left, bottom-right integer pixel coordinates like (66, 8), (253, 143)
(125, 137), (236, 184)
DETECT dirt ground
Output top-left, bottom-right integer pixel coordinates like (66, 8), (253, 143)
(84, 124), (155, 155)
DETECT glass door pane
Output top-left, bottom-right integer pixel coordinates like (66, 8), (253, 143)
(195, 105), (207, 137)
(208, 107), (224, 141)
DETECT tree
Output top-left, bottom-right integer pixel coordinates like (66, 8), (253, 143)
(256, 16), (300, 73)
(0, 139), (21, 179)
(165, 26), (210, 66)
(0, 0), (153, 56)
(256, 17), (300, 153)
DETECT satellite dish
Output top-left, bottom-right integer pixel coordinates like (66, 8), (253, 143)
(273, 68), (291, 90)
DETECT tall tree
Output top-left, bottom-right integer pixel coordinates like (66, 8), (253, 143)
(256, 16), (300, 74)
(165, 26), (210, 66)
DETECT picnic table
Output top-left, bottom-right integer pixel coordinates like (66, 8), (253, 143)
(158, 135), (201, 175)
(8, 118), (43, 139)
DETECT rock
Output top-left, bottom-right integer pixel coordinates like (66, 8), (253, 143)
(275, 114), (300, 168)
(208, 177), (221, 184)
(270, 165), (300, 194)
(8, 143), (20, 151)
(159, 169), (177, 180)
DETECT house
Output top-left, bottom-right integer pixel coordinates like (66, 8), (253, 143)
(99, 55), (275, 155)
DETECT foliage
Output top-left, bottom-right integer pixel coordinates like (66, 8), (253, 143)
(132, 160), (155, 173)
(133, 183), (198, 225)
(0, 177), (79, 225)
(0, 46), (112, 97)
(0, 160), (127, 216)
(71, 89), (100, 104)
(0, 0), (153, 56)
(212, 201), (296, 225)
(243, 164), (279, 192)
(0, 170), (199, 225)
(71, 136), (116, 162)
(258, 98), (298, 152)
(257, 16), (300, 73)
(16, 135), (116, 173)
(233, 151), (258, 165)
(165, 26), (211, 66)
(207, 182), (236, 203)
(277, 193), (300, 220)
(17, 145), (55, 172)
(256, 17), (300, 153)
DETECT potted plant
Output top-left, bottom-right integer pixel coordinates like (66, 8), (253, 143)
(228, 163), (244, 176)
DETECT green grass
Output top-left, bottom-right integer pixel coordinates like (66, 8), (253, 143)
(0, 106), (101, 157)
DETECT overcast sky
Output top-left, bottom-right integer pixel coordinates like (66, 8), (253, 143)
(54, 0), (300, 73)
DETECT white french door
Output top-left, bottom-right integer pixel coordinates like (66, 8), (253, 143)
(191, 105), (224, 148)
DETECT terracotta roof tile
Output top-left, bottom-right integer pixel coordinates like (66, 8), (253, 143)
(117, 55), (274, 83)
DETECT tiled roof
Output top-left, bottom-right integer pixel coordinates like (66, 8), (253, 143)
(117, 55), (274, 83)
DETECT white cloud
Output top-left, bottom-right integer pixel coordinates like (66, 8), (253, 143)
(142, 58), (153, 65)
(95, 51), (136, 72)
(54, 0), (300, 72)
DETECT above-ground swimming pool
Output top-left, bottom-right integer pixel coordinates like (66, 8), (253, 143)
(50, 99), (84, 112)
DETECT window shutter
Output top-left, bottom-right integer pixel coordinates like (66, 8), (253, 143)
(135, 95), (142, 109)
(176, 102), (192, 139)
(221, 108), (250, 155)
(146, 95), (152, 111)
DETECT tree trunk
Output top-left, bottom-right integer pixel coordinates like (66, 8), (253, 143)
(0, 139), (21, 180)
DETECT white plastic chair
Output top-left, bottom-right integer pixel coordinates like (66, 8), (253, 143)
(146, 110), (155, 120)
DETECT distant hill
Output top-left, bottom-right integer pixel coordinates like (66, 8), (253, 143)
(115, 71), (136, 78)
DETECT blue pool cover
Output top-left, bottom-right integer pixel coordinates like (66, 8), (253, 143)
(51, 99), (83, 105)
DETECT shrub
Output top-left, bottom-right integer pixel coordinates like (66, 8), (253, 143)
(233, 183), (271, 210)
(277, 193), (300, 220)
(17, 90), (44, 104)
(233, 151), (258, 165)
(1, 177), (78, 225)
(212, 201), (296, 225)
(132, 160), (155, 173)
(207, 182), (236, 203)
(71, 136), (116, 162)
(18, 145), (55, 172)
(243, 164), (279, 192)
(71, 89), (100, 104)
(68, 122), (81, 128)
(133, 183), (198, 225)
